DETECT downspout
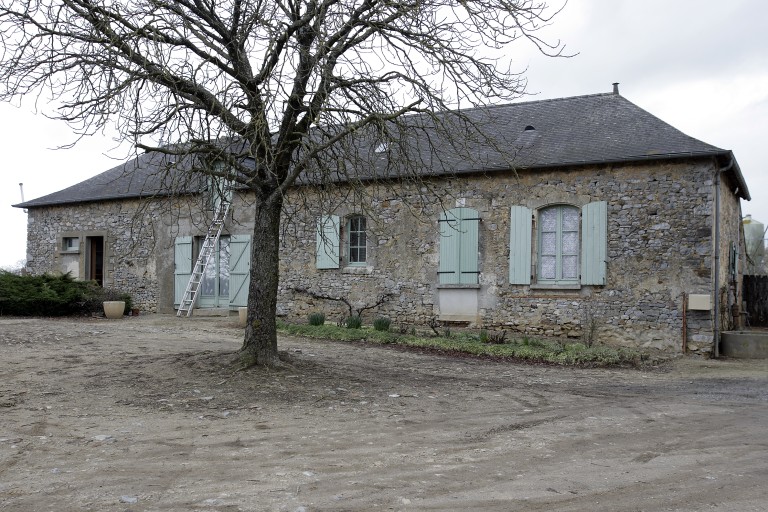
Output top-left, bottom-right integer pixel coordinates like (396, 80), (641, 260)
(713, 159), (734, 358)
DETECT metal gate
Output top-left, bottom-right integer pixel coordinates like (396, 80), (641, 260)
(743, 275), (768, 327)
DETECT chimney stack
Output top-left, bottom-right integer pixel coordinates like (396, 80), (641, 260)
(612, 82), (620, 95)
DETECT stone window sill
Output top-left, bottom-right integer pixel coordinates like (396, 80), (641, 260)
(529, 283), (581, 290)
(437, 283), (481, 289)
(342, 265), (373, 275)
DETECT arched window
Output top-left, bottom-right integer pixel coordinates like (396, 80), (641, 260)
(538, 205), (580, 283)
(509, 201), (607, 286)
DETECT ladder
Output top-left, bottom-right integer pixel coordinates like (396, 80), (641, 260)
(176, 201), (231, 317)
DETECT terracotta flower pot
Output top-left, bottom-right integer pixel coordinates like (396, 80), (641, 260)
(103, 301), (125, 319)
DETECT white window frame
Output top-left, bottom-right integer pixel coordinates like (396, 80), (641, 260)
(536, 204), (580, 285)
(62, 236), (80, 253)
(346, 215), (367, 266)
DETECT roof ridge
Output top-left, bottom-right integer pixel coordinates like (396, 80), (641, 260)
(454, 91), (617, 114)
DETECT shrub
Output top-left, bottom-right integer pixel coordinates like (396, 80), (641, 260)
(345, 315), (362, 329)
(308, 312), (326, 326)
(373, 317), (391, 332)
(0, 272), (111, 316)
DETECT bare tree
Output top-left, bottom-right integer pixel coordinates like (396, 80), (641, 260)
(0, 0), (564, 366)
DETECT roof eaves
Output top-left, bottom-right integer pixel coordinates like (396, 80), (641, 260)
(12, 190), (182, 209)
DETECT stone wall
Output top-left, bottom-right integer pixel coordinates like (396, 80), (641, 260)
(25, 199), (167, 312)
(23, 157), (740, 354)
(274, 159), (723, 353)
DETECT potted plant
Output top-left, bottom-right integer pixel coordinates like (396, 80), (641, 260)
(101, 288), (132, 319)
(103, 300), (125, 319)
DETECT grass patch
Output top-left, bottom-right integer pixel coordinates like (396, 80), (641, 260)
(276, 321), (652, 367)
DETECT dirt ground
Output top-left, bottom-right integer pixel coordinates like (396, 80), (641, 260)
(1, 315), (766, 512)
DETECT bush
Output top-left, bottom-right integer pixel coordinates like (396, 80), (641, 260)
(0, 272), (94, 316)
(373, 317), (391, 332)
(345, 315), (362, 329)
(0, 272), (132, 316)
(308, 312), (326, 326)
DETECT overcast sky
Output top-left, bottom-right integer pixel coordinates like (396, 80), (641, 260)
(2, 0), (766, 268)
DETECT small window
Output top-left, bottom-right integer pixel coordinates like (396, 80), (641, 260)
(347, 216), (367, 265)
(63, 237), (80, 252)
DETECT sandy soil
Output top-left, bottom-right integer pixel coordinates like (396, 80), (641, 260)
(1, 315), (766, 512)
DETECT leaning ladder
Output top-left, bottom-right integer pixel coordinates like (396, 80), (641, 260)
(176, 201), (231, 317)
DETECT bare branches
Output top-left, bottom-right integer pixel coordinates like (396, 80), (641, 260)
(292, 286), (395, 318)
(0, 0), (564, 184)
(0, 0), (565, 365)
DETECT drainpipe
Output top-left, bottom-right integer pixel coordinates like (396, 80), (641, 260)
(713, 159), (734, 358)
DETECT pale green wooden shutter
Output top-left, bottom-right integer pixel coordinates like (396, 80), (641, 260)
(439, 208), (479, 284)
(439, 210), (460, 284)
(509, 205), (532, 284)
(458, 209), (480, 284)
(316, 215), (340, 269)
(229, 234), (251, 307)
(581, 201), (608, 285)
(174, 236), (193, 306)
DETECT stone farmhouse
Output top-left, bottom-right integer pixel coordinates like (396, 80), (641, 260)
(14, 88), (750, 355)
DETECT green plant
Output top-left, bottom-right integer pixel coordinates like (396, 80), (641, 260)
(486, 330), (507, 344)
(0, 271), (108, 316)
(479, 329), (489, 343)
(274, 320), (653, 367)
(373, 317), (391, 332)
(308, 312), (326, 326)
(346, 315), (362, 329)
(521, 336), (544, 348)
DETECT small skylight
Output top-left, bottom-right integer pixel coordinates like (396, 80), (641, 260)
(374, 142), (389, 153)
(524, 125), (536, 131)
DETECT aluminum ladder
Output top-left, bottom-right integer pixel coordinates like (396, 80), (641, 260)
(176, 201), (231, 317)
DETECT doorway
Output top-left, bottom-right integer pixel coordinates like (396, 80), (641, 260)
(198, 236), (230, 308)
(86, 236), (104, 286)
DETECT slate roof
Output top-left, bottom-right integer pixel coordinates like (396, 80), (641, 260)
(14, 91), (750, 208)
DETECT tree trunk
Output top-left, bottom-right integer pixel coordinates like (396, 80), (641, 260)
(240, 195), (284, 366)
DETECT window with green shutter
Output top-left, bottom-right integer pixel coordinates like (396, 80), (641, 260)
(508, 201), (607, 287)
(580, 201), (607, 285)
(509, 206), (532, 284)
(316, 215), (340, 269)
(174, 236), (193, 307)
(228, 235), (251, 307)
(439, 208), (480, 284)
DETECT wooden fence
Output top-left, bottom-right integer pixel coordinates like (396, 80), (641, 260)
(743, 275), (768, 327)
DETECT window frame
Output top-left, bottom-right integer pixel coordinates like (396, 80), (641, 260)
(62, 236), (80, 253)
(346, 215), (368, 266)
(536, 204), (581, 286)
